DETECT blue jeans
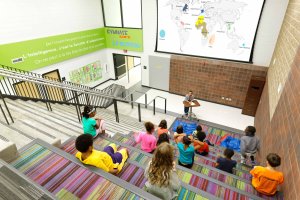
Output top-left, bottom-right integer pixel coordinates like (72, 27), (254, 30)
(184, 107), (189, 115)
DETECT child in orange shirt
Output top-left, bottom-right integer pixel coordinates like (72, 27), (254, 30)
(157, 119), (170, 137)
(250, 153), (284, 196)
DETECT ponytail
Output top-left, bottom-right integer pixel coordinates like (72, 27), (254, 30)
(82, 105), (94, 118)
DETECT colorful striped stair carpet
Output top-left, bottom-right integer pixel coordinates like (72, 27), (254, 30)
(63, 135), (283, 200)
(114, 133), (252, 180)
(168, 118), (254, 171)
(61, 137), (212, 200)
(9, 139), (158, 200)
(62, 134), (278, 199)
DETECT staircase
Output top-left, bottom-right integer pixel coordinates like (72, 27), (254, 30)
(0, 98), (283, 199)
(0, 66), (285, 199)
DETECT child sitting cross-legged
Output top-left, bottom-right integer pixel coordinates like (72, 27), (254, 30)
(75, 134), (128, 174)
(250, 153), (284, 196)
(215, 148), (237, 174)
(134, 122), (157, 153)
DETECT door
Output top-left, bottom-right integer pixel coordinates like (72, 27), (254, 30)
(113, 54), (126, 79)
(242, 76), (266, 116)
(42, 69), (65, 102)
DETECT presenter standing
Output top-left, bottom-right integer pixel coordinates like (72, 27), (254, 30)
(184, 91), (194, 117)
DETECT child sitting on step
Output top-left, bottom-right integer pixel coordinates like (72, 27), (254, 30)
(192, 125), (213, 146)
(193, 131), (209, 156)
(75, 134), (128, 174)
(176, 135), (202, 169)
(215, 148), (237, 174)
(157, 119), (170, 137)
(173, 125), (186, 143)
(250, 153), (284, 196)
(240, 126), (260, 164)
(157, 133), (170, 146)
(144, 143), (180, 200)
(134, 122), (157, 153)
(82, 105), (106, 138)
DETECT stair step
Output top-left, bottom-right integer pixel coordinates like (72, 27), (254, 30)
(9, 139), (158, 200)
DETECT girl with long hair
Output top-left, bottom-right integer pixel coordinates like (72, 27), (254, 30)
(144, 143), (180, 200)
(157, 119), (170, 137)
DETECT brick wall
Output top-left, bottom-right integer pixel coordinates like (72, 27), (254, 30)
(267, 0), (300, 118)
(255, 46), (300, 200)
(169, 55), (267, 108)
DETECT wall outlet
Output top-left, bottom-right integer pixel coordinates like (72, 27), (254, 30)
(273, 58), (276, 65)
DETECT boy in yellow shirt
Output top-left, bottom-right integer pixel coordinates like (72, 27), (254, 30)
(250, 153), (284, 196)
(75, 134), (128, 174)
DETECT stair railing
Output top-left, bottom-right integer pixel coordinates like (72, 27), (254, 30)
(123, 90), (147, 109)
(0, 66), (154, 123)
(147, 96), (167, 115)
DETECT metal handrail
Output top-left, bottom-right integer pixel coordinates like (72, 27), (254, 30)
(0, 66), (158, 123)
(123, 90), (148, 109)
(147, 96), (167, 115)
(1, 65), (95, 92)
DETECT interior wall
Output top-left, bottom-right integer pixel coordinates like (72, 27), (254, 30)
(140, 0), (288, 87)
(169, 55), (268, 108)
(254, 1), (300, 199)
(266, 0), (300, 118)
(0, 0), (115, 88)
(255, 47), (300, 200)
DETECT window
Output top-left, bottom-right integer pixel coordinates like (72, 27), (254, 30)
(102, 0), (142, 28)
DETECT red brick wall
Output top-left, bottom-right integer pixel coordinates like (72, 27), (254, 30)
(255, 47), (300, 200)
(169, 55), (268, 108)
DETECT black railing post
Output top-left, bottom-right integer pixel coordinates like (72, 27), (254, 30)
(0, 105), (9, 125)
(138, 103), (141, 122)
(41, 85), (52, 111)
(153, 99), (156, 115)
(72, 91), (81, 122)
(85, 93), (90, 105)
(145, 94), (147, 108)
(130, 94), (134, 109)
(164, 98), (167, 114)
(0, 90), (14, 123)
(113, 99), (119, 123)
(75, 91), (81, 122)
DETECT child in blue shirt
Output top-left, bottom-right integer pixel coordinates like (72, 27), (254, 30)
(215, 148), (237, 174)
(176, 136), (202, 169)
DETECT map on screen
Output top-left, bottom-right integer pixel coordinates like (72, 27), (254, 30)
(156, 0), (265, 62)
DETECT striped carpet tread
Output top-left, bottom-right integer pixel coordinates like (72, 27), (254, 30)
(64, 137), (282, 200)
(99, 136), (284, 200)
(10, 144), (143, 200)
(61, 139), (210, 199)
(113, 134), (252, 178)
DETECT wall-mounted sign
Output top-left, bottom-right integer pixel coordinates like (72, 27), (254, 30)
(0, 28), (106, 71)
(105, 28), (143, 52)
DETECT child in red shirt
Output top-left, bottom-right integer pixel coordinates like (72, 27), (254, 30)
(193, 130), (209, 156)
(250, 153), (284, 196)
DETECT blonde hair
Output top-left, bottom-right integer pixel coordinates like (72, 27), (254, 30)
(148, 143), (175, 187)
